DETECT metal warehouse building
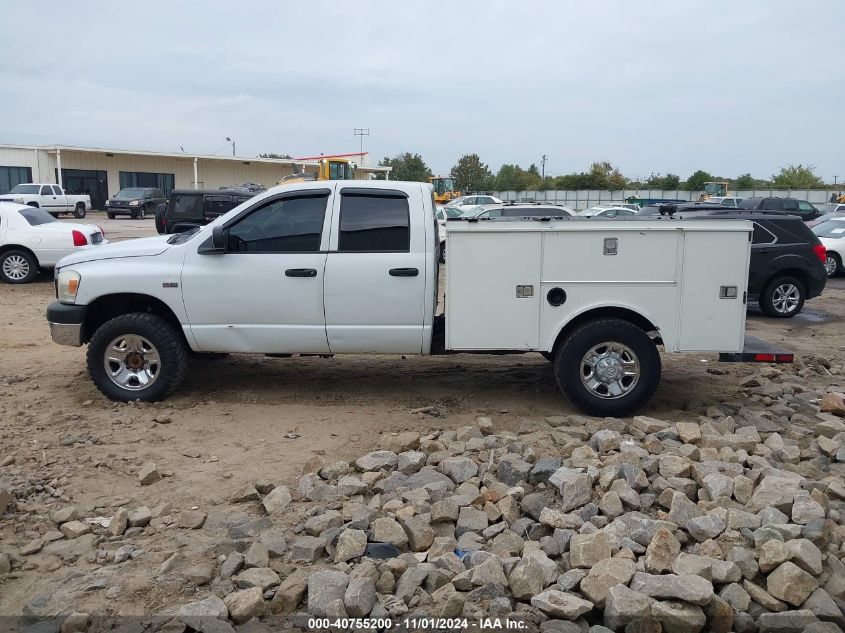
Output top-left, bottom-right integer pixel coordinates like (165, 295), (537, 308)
(0, 144), (390, 210)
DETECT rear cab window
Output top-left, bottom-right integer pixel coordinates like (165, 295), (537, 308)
(338, 190), (410, 252)
(169, 194), (204, 219)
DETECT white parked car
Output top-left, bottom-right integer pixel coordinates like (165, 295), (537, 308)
(812, 216), (845, 277)
(0, 203), (106, 283)
(0, 183), (91, 218)
(435, 205), (464, 262)
(446, 194), (503, 213)
(706, 196), (743, 208)
(578, 206), (637, 218)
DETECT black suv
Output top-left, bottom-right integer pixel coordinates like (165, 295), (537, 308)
(738, 197), (823, 222)
(156, 189), (258, 234)
(668, 207), (827, 318)
(105, 187), (166, 219)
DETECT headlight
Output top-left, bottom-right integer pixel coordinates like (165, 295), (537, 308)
(14, 197), (24, 204)
(57, 269), (81, 304)
(104, 200), (110, 206)
(129, 200), (140, 207)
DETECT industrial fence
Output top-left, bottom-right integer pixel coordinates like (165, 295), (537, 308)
(493, 189), (842, 210)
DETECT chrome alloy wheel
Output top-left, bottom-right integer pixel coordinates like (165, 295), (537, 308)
(825, 254), (838, 277)
(771, 283), (801, 314)
(103, 335), (161, 391)
(580, 341), (640, 399)
(2, 254), (30, 281)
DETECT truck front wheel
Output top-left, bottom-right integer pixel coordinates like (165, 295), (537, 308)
(554, 318), (661, 417)
(87, 313), (188, 402)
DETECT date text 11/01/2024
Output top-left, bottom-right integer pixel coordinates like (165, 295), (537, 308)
(307, 617), (528, 630)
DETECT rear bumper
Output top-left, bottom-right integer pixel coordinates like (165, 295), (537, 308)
(47, 302), (85, 347)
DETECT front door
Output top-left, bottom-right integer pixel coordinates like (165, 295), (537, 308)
(181, 189), (333, 353)
(323, 187), (427, 353)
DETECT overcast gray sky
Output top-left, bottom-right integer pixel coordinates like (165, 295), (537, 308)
(1, 1), (843, 181)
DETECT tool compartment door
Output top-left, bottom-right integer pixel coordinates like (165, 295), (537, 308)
(678, 228), (751, 351)
(447, 230), (541, 350)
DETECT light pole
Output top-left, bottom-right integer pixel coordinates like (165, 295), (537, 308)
(226, 137), (235, 157)
(354, 128), (370, 157)
(541, 154), (547, 179)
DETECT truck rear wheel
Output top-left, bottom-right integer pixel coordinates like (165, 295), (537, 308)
(73, 204), (86, 219)
(554, 318), (661, 417)
(87, 313), (188, 402)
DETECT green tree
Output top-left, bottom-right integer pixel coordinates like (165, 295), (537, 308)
(258, 153), (292, 159)
(645, 173), (680, 190)
(733, 173), (756, 189)
(684, 170), (714, 191)
(493, 164), (542, 191)
(588, 161), (628, 190)
(771, 164), (824, 189)
(378, 153), (431, 182)
(450, 154), (493, 191)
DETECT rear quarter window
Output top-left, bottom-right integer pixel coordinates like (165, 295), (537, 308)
(170, 194), (204, 218)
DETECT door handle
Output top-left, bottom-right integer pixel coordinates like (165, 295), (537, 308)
(389, 267), (419, 277)
(285, 268), (317, 277)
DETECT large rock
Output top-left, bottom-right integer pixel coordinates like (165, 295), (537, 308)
(645, 527), (680, 573)
(604, 584), (655, 630)
(508, 554), (545, 600)
(757, 610), (821, 633)
(399, 515), (434, 552)
(289, 535), (324, 563)
(308, 570), (349, 617)
(335, 529), (367, 562)
(651, 600), (706, 633)
(530, 589), (594, 620)
(138, 462), (161, 485)
(687, 513), (726, 542)
(224, 587), (265, 624)
(179, 595), (228, 621)
(667, 491), (703, 529)
(569, 531), (612, 568)
(355, 450), (398, 472)
(108, 508), (128, 537)
(630, 572), (714, 606)
(548, 468), (592, 512)
(369, 517), (408, 548)
(820, 392), (845, 416)
(261, 486), (292, 514)
(344, 576), (376, 617)
(580, 558), (636, 607)
(236, 567), (280, 591)
(439, 457), (477, 483)
(456, 506), (488, 536)
(497, 454), (533, 486)
(750, 475), (801, 512)
(60, 521), (90, 540)
(766, 561), (819, 607)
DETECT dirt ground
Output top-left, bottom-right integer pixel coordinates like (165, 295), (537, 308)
(1, 214), (844, 620)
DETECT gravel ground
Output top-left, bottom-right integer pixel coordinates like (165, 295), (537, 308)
(0, 215), (843, 631)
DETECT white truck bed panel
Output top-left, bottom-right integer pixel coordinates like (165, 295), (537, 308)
(445, 219), (751, 353)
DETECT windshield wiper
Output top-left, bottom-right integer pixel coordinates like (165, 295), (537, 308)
(167, 227), (201, 244)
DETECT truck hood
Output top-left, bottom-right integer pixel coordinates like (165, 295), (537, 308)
(57, 234), (173, 268)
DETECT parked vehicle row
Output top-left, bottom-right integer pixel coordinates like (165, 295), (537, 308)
(0, 184), (91, 218)
(0, 203), (106, 284)
(813, 216), (845, 277)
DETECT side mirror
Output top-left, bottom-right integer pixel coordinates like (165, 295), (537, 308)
(212, 225), (227, 250)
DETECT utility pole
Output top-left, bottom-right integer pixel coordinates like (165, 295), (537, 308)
(541, 154), (547, 179)
(354, 128), (370, 158)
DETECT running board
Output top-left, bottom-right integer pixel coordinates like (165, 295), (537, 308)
(719, 335), (794, 363)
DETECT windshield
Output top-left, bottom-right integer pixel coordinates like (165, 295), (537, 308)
(9, 184), (40, 194)
(18, 207), (58, 226)
(445, 207), (463, 218)
(704, 182), (727, 196)
(115, 188), (147, 199)
(817, 203), (838, 213)
(812, 219), (845, 239)
(431, 178), (455, 196)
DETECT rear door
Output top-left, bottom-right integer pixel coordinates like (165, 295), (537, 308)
(52, 185), (68, 211)
(323, 186), (427, 353)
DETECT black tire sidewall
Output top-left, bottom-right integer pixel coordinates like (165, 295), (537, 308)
(554, 319), (661, 417)
(74, 205), (86, 219)
(87, 313), (187, 402)
(0, 250), (38, 284)
(107, 212), (115, 219)
(761, 276), (805, 318)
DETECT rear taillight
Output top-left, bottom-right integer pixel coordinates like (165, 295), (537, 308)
(72, 230), (87, 246)
(812, 243), (827, 264)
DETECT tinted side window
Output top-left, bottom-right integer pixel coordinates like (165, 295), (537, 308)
(762, 199), (784, 211)
(781, 199), (797, 211)
(204, 196), (234, 218)
(752, 223), (777, 244)
(40, 185), (53, 196)
(227, 194), (328, 253)
(339, 193), (410, 252)
(171, 194), (204, 218)
(798, 201), (815, 213)
(52, 185), (63, 195)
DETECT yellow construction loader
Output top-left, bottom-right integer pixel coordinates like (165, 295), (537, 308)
(429, 176), (460, 204)
(278, 155), (357, 184)
(699, 181), (729, 201)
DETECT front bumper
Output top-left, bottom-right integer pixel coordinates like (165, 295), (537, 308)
(47, 301), (86, 347)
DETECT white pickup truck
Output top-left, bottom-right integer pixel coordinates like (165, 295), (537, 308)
(46, 180), (791, 416)
(0, 183), (91, 218)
